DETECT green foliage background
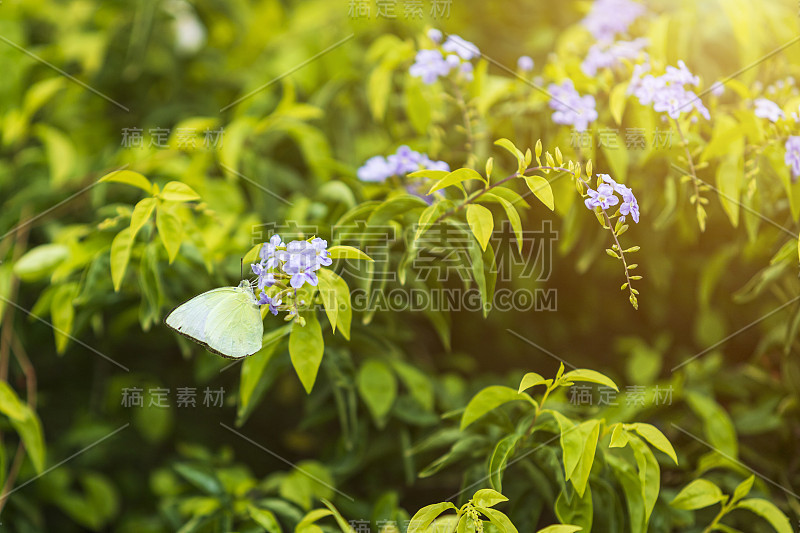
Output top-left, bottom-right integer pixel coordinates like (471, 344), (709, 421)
(0, 0), (799, 531)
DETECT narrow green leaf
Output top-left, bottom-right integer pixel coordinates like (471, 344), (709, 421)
(100, 170), (153, 193)
(110, 228), (133, 292)
(630, 423), (678, 465)
(670, 479), (726, 510)
(735, 499), (793, 533)
(561, 369), (619, 391)
(156, 208), (183, 264)
(428, 168), (485, 194)
(460, 386), (525, 430)
(130, 198), (157, 240)
(407, 502), (457, 533)
(327, 246), (374, 262)
(289, 313), (324, 394)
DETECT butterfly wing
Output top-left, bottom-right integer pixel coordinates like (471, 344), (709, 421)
(165, 286), (263, 359)
(203, 286), (263, 358)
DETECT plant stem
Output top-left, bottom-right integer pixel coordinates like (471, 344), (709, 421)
(602, 210), (636, 303)
(672, 119), (700, 209)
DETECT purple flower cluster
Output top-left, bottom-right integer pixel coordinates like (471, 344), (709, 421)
(754, 97), (785, 123)
(785, 136), (800, 182)
(585, 174), (640, 223)
(582, 0), (646, 41)
(409, 32), (479, 85)
(581, 38), (648, 76)
(628, 61), (710, 120)
(547, 80), (598, 132)
(251, 235), (333, 314)
(357, 145), (449, 182)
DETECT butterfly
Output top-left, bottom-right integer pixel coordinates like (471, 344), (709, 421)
(165, 280), (263, 359)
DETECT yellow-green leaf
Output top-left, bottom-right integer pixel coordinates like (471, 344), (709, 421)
(561, 369), (619, 391)
(160, 181), (201, 202)
(156, 208), (182, 264)
(288, 312), (324, 394)
(130, 198), (157, 240)
(466, 204), (494, 251)
(523, 176), (555, 211)
(100, 170), (152, 193)
(326, 245), (374, 262)
(110, 228), (133, 292)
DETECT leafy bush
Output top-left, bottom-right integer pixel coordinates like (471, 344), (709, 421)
(0, 0), (798, 532)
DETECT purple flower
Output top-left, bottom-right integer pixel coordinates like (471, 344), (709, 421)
(442, 35), (480, 60)
(357, 155), (395, 182)
(409, 49), (451, 84)
(286, 265), (319, 289)
(710, 81), (725, 97)
(517, 55), (534, 72)
(357, 146), (449, 182)
(584, 184), (620, 210)
(619, 194), (640, 223)
(427, 28), (443, 43)
(311, 238), (333, 267)
(754, 98), (784, 122)
(548, 80), (598, 132)
(582, 0), (646, 41)
(664, 60), (699, 86)
(785, 136), (800, 182)
(581, 38), (648, 76)
(629, 62), (710, 120)
(460, 61), (474, 81)
(257, 293), (282, 315)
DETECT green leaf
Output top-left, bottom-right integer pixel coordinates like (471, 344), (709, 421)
(548, 411), (582, 480)
(407, 169), (450, 180)
(523, 176), (555, 211)
(239, 326), (290, 415)
(407, 502), (457, 533)
(357, 359), (397, 426)
(466, 204), (494, 251)
(716, 148), (744, 227)
(317, 269), (352, 338)
(13, 244), (69, 281)
(481, 192), (524, 253)
(247, 505), (282, 533)
(428, 168), (485, 194)
(609, 424), (629, 448)
(160, 181), (201, 202)
(670, 479), (726, 510)
(173, 463), (223, 495)
(561, 369), (618, 391)
(130, 198), (157, 239)
(0, 382), (28, 421)
(110, 228), (133, 292)
(731, 475), (754, 504)
(735, 499), (793, 533)
(686, 391), (738, 458)
(156, 208), (183, 264)
(555, 485), (593, 532)
(100, 170), (153, 193)
(629, 423), (678, 465)
(536, 526), (582, 533)
(518, 372), (549, 393)
(327, 245), (374, 262)
(321, 499), (357, 533)
(50, 283), (78, 354)
(477, 506), (518, 533)
(391, 360), (434, 411)
(404, 76), (433, 134)
(367, 65), (392, 120)
(296, 509), (334, 530)
(10, 407), (45, 473)
(289, 312), (324, 394)
(628, 434), (659, 524)
(472, 488), (508, 508)
(570, 420), (600, 497)
(489, 434), (520, 492)
(460, 386), (525, 430)
(494, 138), (525, 167)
